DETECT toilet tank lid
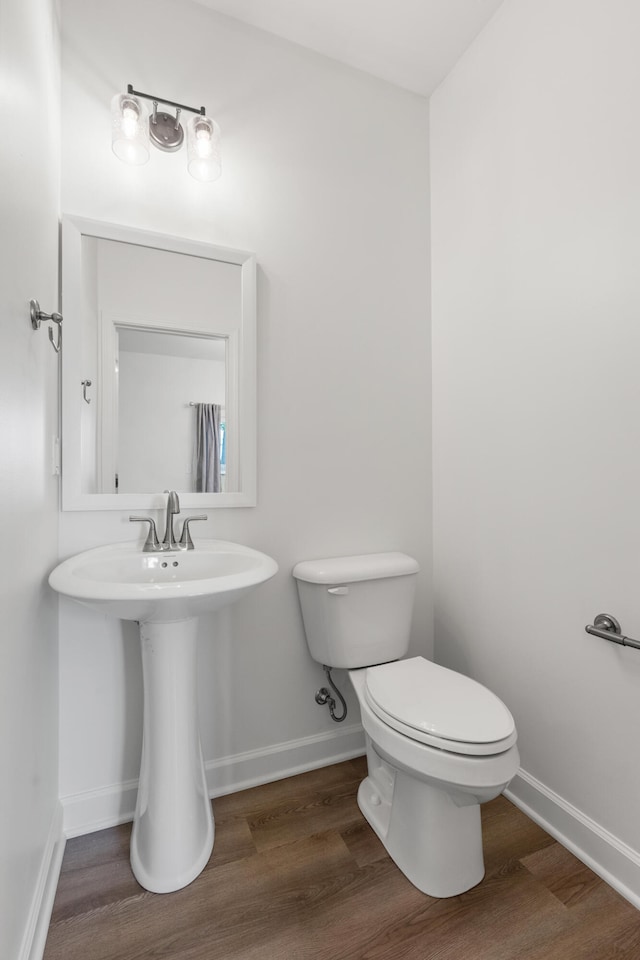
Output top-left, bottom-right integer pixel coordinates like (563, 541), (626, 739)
(292, 552), (419, 584)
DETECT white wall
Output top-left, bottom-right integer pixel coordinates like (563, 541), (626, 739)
(59, 0), (431, 831)
(96, 239), (242, 332)
(431, 0), (640, 901)
(0, 0), (62, 956)
(118, 351), (225, 492)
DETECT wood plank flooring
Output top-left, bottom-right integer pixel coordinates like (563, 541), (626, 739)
(43, 758), (640, 960)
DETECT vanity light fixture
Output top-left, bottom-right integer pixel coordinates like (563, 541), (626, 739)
(111, 85), (221, 182)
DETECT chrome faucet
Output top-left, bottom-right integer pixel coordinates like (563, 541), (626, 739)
(162, 489), (181, 551)
(130, 490), (207, 552)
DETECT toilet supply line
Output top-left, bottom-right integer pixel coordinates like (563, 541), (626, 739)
(315, 665), (348, 722)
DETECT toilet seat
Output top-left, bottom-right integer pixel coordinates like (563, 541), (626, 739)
(364, 657), (517, 757)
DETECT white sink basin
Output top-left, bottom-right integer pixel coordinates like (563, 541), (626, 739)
(49, 538), (278, 622)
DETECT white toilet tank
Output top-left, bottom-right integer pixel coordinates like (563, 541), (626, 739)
(293, 552), (419, 669)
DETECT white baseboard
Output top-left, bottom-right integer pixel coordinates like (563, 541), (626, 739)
(506, 768), (640, 910)
(20, 802), (66, 960)
(63, 723), (366, 838)
(206, 722), (365, 798)
(63, 776), (140, 839)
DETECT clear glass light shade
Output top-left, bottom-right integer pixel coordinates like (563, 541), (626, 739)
(186, 115), (221, 182)
(111, 93), (150, 165)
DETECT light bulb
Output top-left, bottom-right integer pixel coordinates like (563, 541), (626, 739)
(187, 115), (221, 182)
(111, 93), (150, 166)
(194, 120), (212, 156)
(121, 99), (140, 139)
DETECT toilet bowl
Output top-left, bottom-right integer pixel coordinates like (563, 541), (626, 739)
(292, 551), (520, 898)
(349, 659), (519, 897)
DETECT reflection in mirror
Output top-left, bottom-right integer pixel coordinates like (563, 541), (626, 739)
(98, 328), (228, 495)
(62, 216), (256, 510)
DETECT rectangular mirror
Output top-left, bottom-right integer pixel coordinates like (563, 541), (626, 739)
(61, 216), (256, 510)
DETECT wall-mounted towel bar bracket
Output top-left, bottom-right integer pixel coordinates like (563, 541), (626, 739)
(585, 613), (640, 650)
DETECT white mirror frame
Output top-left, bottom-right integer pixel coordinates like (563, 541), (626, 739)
(61, 215), (257, 510)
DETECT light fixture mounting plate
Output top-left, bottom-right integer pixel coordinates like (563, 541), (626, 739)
(149, 112), (184, 152)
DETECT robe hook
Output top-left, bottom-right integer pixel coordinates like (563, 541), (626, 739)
(30, 299), (63, 353)
(81, 379), (92, 404)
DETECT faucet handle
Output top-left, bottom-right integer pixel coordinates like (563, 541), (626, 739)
(179, 515), (207, 550)
(129, 516), (161, 552)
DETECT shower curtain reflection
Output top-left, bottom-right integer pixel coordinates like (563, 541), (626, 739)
(194, 403), (222, 493)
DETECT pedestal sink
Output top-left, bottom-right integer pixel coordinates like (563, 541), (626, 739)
(49, 539), (278, 893)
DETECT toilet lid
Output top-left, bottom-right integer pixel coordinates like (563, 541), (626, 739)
(364, 658), (515, 752)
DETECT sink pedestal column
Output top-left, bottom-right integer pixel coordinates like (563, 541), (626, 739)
(130, 617), (214, 893)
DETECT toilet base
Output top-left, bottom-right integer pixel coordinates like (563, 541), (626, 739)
(358, 751), (485, 898)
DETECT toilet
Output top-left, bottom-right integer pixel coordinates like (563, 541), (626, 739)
(293, 551), (520, 898)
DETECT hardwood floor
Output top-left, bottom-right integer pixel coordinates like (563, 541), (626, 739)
(44, 758), (640, 960)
